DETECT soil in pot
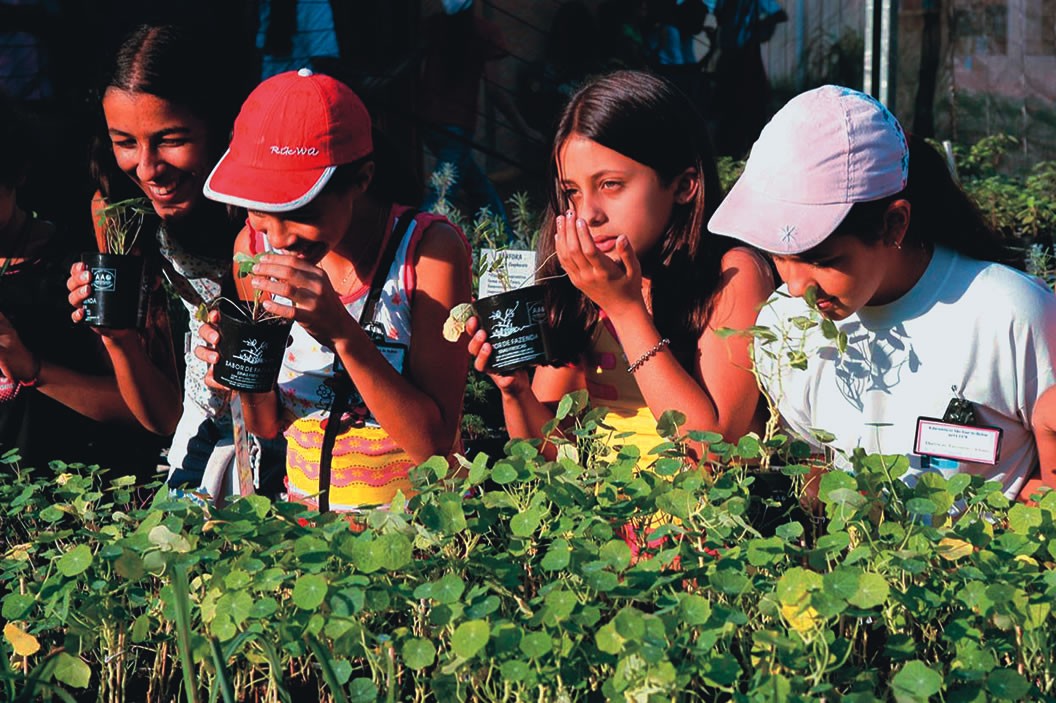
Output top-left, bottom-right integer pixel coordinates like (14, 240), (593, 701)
(212, 300), (293, 393)
(475, 284), (555, 373)
(81, 252), (148, 329)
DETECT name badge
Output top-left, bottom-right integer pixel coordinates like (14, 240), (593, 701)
(376, 340), (407, 375)
(914, 417), (1002, 465)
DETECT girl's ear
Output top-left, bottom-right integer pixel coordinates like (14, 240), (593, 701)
(673, 168), (699, 205)
(883, 199), (912, 247)
(353, 161), (375, 195)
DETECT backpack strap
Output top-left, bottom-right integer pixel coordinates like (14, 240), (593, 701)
(317, 209), (418, 513)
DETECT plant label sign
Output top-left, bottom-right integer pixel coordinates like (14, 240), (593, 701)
(914, 417), (1002, 465)
(478, 248), (537, 298)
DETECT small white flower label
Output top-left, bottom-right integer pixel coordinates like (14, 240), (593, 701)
(478, 249), (537, 298)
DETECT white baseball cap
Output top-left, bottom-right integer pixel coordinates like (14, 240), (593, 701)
(708, 85), (909, 254)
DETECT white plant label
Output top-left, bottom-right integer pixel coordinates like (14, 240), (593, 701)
(478, 249), (537, 298)
(914, 418), (1002, 465)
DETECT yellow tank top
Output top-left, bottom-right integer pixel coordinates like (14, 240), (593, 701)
(584, 315), (669, 468)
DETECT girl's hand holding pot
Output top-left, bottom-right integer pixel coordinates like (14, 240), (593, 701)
(249, 253), (348, 347)
(65, 261), (138, 341)
(193, 309), (229, 392)
(555, 213), (643, 317)
(465, 315), (530, 395)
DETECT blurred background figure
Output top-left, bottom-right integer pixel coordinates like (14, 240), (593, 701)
(419, 0), (543, 229)
(257, 0), (340, 79)
(706, 0), (787, 157)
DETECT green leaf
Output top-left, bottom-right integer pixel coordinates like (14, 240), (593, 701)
(452, 620), (490, 659)
(402, 638), (436, 670)
(540, 539), (571, 571)
(986, 669), (1031, 700)
(892, 660), (942, 701)
(292, 574), (328, 611)
(656, 410), (687, 439)
(849, 572), (890, 609)
(519, 631), (552, 659)
(52, 652), (91, 688)
(595, 621), (624, 655)
(57, 544), (93, 577)
(679, 594), (712, 626)
(2, 594), (34, 620)
(433, 573), (466, 605)
(599, 540), (632, 571)
(348, 678), (378, 703)
(510, 510), (543, 538)
(491, 463), (518, 484)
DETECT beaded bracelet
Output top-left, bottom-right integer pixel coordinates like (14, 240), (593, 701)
(627, 338), (670, 374)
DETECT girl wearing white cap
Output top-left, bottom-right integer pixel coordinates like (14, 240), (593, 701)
(466, 70), (775, 465)
(708, 84), (1056, 502)
(197, 69), (472, 513)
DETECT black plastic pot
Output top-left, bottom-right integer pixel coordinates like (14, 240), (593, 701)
(745, 470), (817, 538)
(212, 301), (293, 393)
(475, 284), (554, 373)
(80, 252), (148, 329)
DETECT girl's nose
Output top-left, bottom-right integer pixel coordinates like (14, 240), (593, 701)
(578, 192), (606, 228)
(778, 261), (815, 299)
(135, 146), (162, 183)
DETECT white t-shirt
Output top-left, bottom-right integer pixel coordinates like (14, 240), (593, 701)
(755, 245), (1056, 498)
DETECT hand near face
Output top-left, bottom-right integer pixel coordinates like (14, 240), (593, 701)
(248, 253), (350, 346)
(0, 313), (37, 382)
(555, 213), (643, 317)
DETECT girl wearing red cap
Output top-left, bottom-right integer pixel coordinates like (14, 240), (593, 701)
(197, 69), (472, 512)
(66, 25), (280, 495)
(467, 70), (774, 466)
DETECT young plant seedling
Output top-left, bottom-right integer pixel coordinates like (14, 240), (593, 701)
(95, 197), (152, 255)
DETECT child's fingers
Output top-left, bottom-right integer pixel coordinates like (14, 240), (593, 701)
(467, 328), (488, 358)
(616, 235), (638, 277)
(465, 315), (481, 336)
(473, 341), (494, 373)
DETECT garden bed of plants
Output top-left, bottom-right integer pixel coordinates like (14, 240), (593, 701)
(3, 137), (1056, 702)
(3, 397), (1056, 702)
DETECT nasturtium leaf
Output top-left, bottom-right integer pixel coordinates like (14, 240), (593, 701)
(510, 510), (542, 538)
(599, 540), (632, 571)
(679, 594), (712, 626)
(292, 574), (328, 610)
(348, 678), (378, 703)
(501, 660), (530, 682)
(595, 620), (624, 655)
(3, 622), (40, 656)
(491, 462), (518, 484)
(452, 620), (490, 659)
(53, 652), (91, 688)
(2, 594), (34, 620)
(378, 532), (413, 571)
(433, 573), (466, 604)
(775, 521), (804, 541)
(747, 537), (785, 567)
(211, 613), (236, 641)
(555, 394), (575, 420)
(544, 589), (577, 621)
(848, 572), (890, 609)
(937, 538), (974, 561)
(114, 552), (145, 580)
(540, 539), (571, 571)
(656, 488), (695, 519)
(906, 497), (938, 517)
(57, 544), (93, 576)
(402, 638), (436, 670)
(519, 631), (552, 659)
(892, 660), (942, 701)
(131, 614), (151, 643)
(249, 597), (278, 619)
(39, 505), (64, 523)
(985, 669), (1031, 700)
(823, 568), (861, 602)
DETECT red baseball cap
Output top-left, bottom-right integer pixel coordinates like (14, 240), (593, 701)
(204, 68), (373, 212)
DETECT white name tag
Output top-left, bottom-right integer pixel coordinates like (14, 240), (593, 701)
(914, 417), (1003, 465)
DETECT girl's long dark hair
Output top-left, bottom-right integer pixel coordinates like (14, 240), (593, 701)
(838, 134), (1017, 267)
(89, 24), (248, 207)
(538, 69), (734, 367)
